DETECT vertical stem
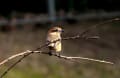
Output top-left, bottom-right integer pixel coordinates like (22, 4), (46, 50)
(48, 0), (56, 22)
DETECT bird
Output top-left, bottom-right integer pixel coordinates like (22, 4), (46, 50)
(46, 26), (63, 56)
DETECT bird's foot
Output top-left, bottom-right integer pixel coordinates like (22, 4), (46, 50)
(56, 53), (61, 58)
(48, 52), (53, 56)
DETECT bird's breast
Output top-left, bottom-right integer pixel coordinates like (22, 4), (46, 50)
(47, 32), (62, 52)
(47, 32), (61, 41)
(55, 41), (62, 52)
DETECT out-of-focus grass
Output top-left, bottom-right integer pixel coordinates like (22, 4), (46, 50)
(3, 67), (44, 78)
(1, 63), (120, 78)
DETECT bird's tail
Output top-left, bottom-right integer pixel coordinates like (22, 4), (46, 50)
(48, 46), (54, 56)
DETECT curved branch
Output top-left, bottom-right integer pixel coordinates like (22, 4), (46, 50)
(0, 50), (114, 78)
(0, 51), (30, 66)
(59, 55), (114, 64)
(0, 51), (114, 78)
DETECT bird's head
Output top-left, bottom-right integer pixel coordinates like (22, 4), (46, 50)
(48, 26), (64, 34)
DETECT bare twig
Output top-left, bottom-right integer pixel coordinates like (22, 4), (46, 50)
(0, 51), (31, 66)
(0, 47), (43, 67)
(58, 55), (114, 64)
(0, 50), (114, 78)
(79, 18), (120, 38)
(63, 18), (120, 40)
(0, 35), (97, 67)
(0, 51), (32, 78)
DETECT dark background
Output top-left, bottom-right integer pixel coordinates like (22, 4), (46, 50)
(0, 0), (120, 16)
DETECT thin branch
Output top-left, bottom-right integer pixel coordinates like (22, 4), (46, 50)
(0, 49), (42, 67)
(0, 51), (31, 66)
(0, 50), (43, 78)
(0, 50), (114, 78)
(0, 35), (99, 67)
(58, 55), (114, 64)
(0, 51), (31, 78)
(79, 18), (120, 37)
(63, 18), (120, 40)
(0, 42), (51, 78)
(0, 39), (61, 67)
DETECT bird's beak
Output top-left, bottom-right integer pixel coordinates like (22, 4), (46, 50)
(58, 30), (64, 33)
(61, 30), (64, 32)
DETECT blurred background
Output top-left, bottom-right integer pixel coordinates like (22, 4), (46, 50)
(0, 0), (120, 78)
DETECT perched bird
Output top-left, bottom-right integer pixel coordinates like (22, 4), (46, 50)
(46, 26), (63, 56)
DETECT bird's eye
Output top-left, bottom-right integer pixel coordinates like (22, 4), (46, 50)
(51, 29), (58, 32)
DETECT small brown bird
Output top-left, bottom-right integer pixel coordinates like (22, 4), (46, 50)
(46, 26), (63, 56)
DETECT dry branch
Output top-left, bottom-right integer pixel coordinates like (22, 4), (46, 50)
(0, 50), (114, 78)
(0, 50), (114, 67)
(58, 55), (114, 64)
(0, 51), (31, 66)
(0, 36), (98, 67)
